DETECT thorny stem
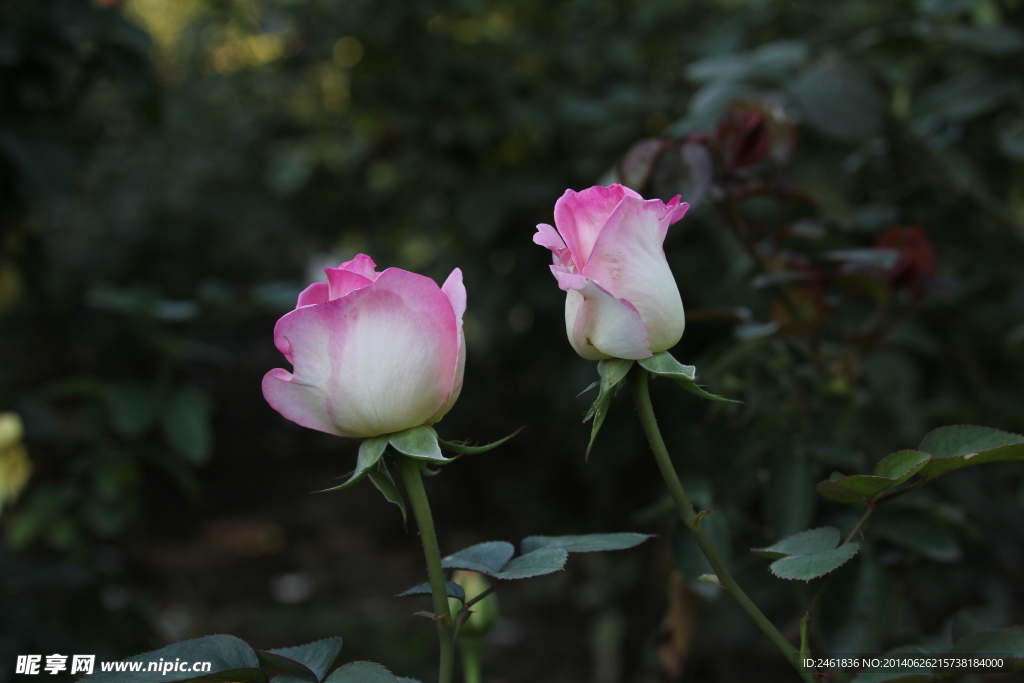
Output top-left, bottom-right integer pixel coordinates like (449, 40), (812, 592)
(628, 367), (816, 683)
(452, 582), (500, 641)
(844, 504), (875, 545)
(396, 455), (455, 683)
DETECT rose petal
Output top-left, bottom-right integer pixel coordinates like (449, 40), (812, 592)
(263, 268), (458, 438)
(339, 253), (378, 280)
(441, 268), (467, 322)
(534, 223), (571, 265)
(658, 195), (690, 242)
(430, 268), (467, 423)
(325, 268), (374, 300)
(564, 277), (651, 360)
(296, 282), (330, 308)
(550, 264), (590, 292)
(582, 194), (686, 353)
(262, 368), (341, 436)
(554, 184), (642, 268)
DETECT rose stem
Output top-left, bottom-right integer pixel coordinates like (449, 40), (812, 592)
(628, 366), (816, 683)
(396, 454), (455, 683)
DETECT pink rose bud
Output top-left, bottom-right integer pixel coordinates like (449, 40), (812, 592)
(263, 254), (466, 439)
(534, 184), (689, 360)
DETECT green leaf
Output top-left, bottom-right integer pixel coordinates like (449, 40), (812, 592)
(260, 638), (343, 682)
(437, 427), (524, 455)
(441, 541), (515, 577)
(389, 426), (446, 462)
(367, 459), (405, 523)
(318, 436), (388, 493)
(791, 59), (883, 142)
(583, 359), (633, 457)
(753, 527), (861, 581)
(396, 679), (423, 683)
(395, 581), (466, 603)
(520, 532), (652, 554)
(638, 352), (737, 403)
(817, 451), (931, 506)
(752, 527), (840, 559)
(162, 386), (213, 465)
(873, 510), (961, 562)
(323, 662), (397, 683)
(84, 635), (264, 683)
(920, 424), (1024, 458)
(917, 425), (1024, 478)
(495, 546), (568, 580)
(769, 542), (860, 581)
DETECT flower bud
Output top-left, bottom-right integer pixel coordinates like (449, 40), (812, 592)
(534, 184), (688, 360)
(263, 255), (466, 439)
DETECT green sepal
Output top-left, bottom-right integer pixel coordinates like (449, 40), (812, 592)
(638, 351), (739, 403)
(367, 459), (406, 524)
(317, 436), (388, 493)
(817, 450), (931, 506)
(437, 426), (524, 455)
(583, 359), (633, 458)
(419, 462), (443, 477)
(389, 426), (447, 462)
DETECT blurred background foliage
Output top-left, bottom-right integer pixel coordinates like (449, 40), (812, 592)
(1, 0), (1023, 680)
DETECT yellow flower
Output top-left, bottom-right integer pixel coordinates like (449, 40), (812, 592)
(0, 412), (32, 514)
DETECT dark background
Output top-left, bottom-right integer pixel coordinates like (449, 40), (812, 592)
(2, 0), (1024, 681)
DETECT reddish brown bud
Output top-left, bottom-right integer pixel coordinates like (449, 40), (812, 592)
(715, 108), (770, 171)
